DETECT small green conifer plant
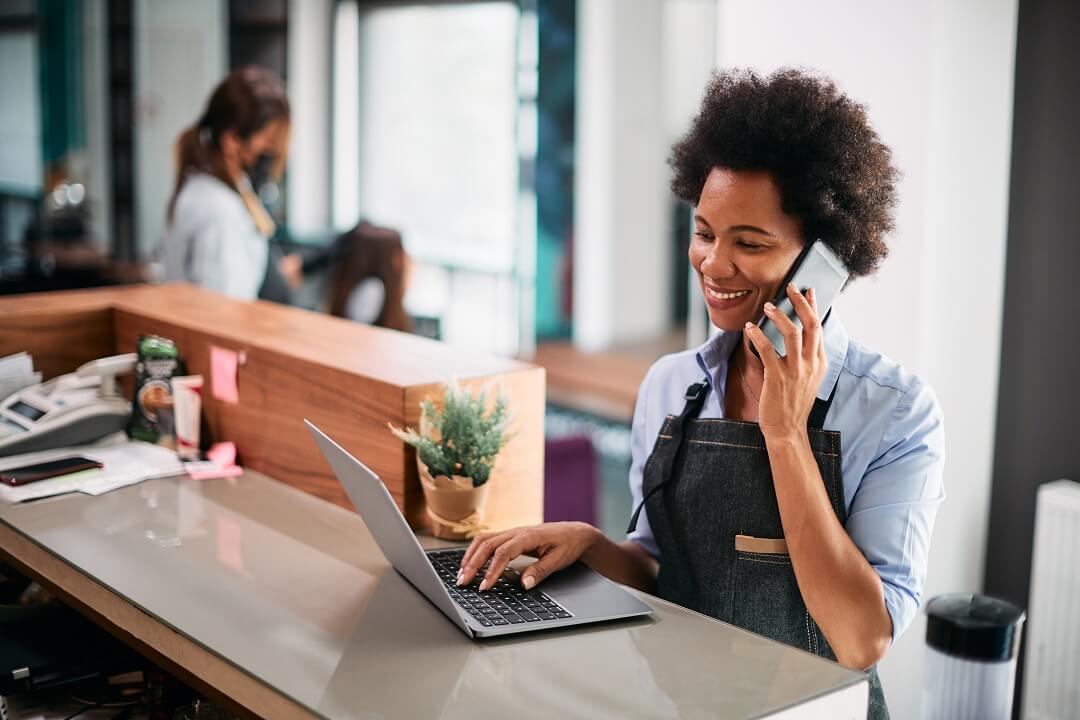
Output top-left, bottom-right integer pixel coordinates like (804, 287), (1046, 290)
(389, 380), (511, 487)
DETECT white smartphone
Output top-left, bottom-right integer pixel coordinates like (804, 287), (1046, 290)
(755, 239), (849, 358)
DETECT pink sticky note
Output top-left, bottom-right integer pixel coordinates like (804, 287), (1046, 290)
(210, 346), (240, 404)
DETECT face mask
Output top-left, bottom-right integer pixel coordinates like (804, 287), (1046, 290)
(245, 153), (277, 192)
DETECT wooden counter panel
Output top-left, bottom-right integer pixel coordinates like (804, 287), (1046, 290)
(106, 284), (533, 387)
(0, 284), (545, 532)
(114, 310), (409, 506)
(0, 304), (115, 381)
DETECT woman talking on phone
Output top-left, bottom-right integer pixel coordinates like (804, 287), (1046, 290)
(457, 68), (944, 719)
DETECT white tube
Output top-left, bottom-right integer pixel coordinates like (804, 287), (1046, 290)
(171, 375), (203, 460)
(922, 645), (1018, 720)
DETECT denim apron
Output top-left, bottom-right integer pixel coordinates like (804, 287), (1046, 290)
(628, 379), (888, 719)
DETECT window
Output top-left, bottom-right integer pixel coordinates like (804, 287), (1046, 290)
(334, 1), (531, 354)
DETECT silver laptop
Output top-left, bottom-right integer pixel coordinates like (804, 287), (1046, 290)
(306, 420), (653, 638)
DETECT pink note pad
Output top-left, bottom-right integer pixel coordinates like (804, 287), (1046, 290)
(186, 442), (242, 480)
(187, 465), (244, 481)
(210, 346), (240, 404)
(207, 441), (237, 467)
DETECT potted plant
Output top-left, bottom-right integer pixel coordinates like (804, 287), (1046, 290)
(389, 380), (512, 539)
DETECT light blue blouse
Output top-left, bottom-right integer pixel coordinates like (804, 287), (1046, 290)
(161, 172), (269, 301)
(627, 315), (945, 641)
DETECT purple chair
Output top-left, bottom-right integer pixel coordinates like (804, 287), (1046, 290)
(543, 435), (598, 525)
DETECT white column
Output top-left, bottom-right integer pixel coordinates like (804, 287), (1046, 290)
(331, 0), (360, 231)
(573, 0), (670, 352)
(286, 0), (334, 235)
(913, 1), (1018, 717)
(82, 0), (112, 253)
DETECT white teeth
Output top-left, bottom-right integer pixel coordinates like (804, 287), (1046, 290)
(707, 288), (751, 300)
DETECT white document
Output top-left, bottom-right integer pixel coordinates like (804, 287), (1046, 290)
(0, 438), (184, 503)
(0, 351), (41, 402)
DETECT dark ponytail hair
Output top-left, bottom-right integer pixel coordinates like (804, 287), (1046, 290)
(168, 65), (290, 221)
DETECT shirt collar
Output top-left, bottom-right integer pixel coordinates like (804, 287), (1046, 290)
(694, 313), (850, 402)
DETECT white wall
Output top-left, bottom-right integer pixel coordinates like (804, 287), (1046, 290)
(574, 0), (671, 352)
(661, 0), (718, 142)
(713, 0), (1018, 716)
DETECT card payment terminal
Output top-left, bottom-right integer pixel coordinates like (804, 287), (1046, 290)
(0, 354), (136, 456)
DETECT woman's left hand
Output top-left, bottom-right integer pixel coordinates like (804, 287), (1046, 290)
(744, 282), (828, 439)
(279, 253), (304, 289)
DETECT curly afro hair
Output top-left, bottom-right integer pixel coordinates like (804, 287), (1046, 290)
(669, 68), (899, 278)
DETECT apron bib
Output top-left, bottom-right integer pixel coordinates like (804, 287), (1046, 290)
(629, 379), (888, 719)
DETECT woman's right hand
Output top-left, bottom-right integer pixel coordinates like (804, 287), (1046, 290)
(457, 521), (601, 592)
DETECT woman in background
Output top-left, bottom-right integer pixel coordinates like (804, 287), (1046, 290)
(162, 66), (295, 300)
(325, 221), (414, 333)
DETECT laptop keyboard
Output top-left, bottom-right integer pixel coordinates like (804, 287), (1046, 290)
(427, 548), (573, 628)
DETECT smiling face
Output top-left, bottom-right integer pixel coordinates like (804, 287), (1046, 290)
(689, 167), (805, 331)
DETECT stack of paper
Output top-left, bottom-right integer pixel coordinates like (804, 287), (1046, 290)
(0, 352), (42, 403)
(0, 436), (185, 503)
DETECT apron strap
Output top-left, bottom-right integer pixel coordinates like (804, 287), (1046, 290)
(626, 380), (709, 533)
(807, 375), (839, 431)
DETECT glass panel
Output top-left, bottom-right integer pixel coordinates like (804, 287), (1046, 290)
(0, 32), (43, 192)
(355, 2), (519, 274)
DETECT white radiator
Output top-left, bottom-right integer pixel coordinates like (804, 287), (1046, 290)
(1023, 479), (1080, 720)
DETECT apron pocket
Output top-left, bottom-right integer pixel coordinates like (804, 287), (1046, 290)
(732, 550), (814, 653)
(734, 534), (788, 554)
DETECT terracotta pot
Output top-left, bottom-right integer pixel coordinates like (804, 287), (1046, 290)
(417, 457), (491, 539)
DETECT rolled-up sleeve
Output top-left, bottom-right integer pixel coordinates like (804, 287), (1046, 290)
(845, 378), (946, 641)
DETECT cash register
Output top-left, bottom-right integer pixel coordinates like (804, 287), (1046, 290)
(0, 354), (136, 456)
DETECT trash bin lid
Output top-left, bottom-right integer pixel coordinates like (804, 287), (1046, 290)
(925, 593), (1025, 662)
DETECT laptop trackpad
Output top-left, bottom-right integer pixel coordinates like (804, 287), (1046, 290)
(520, 560), (651, 620)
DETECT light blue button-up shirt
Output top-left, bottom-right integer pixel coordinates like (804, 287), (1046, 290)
(627, 315), (945, 641)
